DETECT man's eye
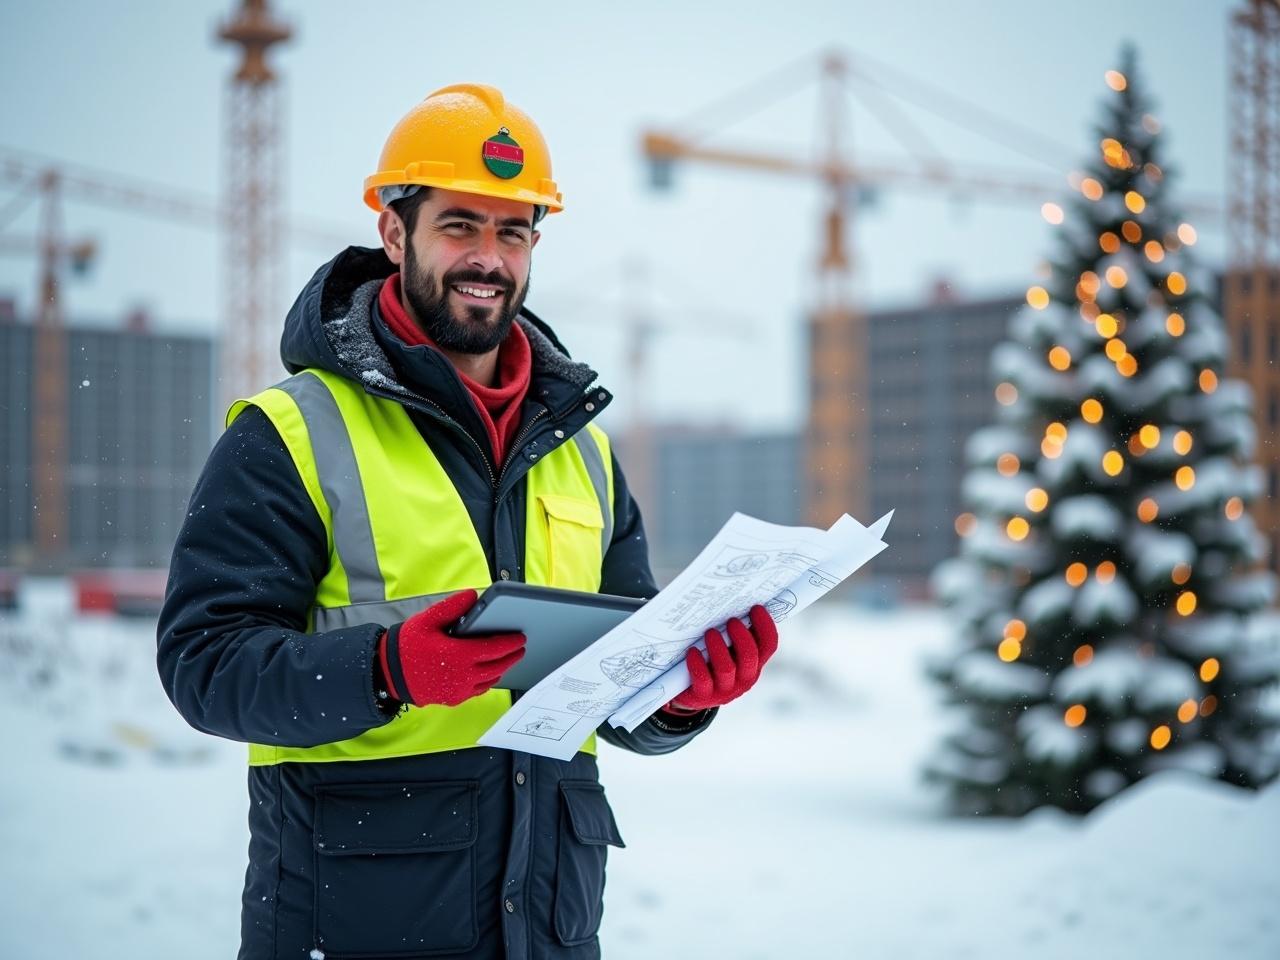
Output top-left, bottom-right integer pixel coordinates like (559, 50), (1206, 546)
(444, 222), (473, 234)
(501, 230), (529, 243)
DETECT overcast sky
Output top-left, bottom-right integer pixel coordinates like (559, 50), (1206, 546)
(0, 1), (1229, 430)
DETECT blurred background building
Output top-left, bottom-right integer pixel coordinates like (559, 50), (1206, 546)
(0, 305), (214, 571)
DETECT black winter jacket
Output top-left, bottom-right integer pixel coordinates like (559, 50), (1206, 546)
(157, 246), (714, 959)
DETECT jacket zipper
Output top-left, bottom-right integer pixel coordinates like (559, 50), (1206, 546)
(496, 407), (549, 491)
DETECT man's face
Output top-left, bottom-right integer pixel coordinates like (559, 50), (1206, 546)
(398, 188), (540, 354)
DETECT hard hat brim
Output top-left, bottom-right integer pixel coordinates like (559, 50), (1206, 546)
(363, 171), (564, 215)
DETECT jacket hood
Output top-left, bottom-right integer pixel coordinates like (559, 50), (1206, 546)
(279, 246), (601, 401)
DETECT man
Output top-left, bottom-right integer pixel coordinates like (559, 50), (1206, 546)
(157, 83), (778, 960)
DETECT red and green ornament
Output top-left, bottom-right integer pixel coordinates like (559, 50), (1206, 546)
(482, 127), (524, 179)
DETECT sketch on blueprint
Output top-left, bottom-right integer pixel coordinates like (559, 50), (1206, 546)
(599, 639), (691, 687)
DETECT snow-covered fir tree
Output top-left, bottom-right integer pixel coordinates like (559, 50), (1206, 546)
(926, 46), (1280, 816)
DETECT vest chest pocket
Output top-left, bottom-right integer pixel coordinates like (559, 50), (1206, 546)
(536, 493), (605, 591)
(313, 780), (479, 957)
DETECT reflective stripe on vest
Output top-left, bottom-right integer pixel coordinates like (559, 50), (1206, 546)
(227, 368), (614, 765)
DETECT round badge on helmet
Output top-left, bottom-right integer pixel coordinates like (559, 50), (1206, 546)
(482, 127), (524, 180)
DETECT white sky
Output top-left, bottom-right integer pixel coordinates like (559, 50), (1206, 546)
(0, 0), (1228, 430)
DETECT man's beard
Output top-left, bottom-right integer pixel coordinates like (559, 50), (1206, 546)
(402, 243), (530, 354)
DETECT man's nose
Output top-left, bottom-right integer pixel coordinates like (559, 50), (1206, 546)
(466, 228), (505, 275)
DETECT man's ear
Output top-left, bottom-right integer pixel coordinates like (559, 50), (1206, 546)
(378, 208), (407, 267)
(530, 230), (541, 251)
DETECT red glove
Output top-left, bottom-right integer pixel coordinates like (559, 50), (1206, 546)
(663, 604), (779, 714)
(378, 589), (525, 708)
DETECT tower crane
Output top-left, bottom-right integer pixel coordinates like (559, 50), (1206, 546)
(642, 49), (1222, 528)
(0, 145), (350, 569)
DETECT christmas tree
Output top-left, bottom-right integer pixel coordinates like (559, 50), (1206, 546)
(925, 45), (1280, 816)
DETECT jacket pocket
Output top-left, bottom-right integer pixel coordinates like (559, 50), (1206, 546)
(537, 493), (604, 591)
(313, 780), (479, 958)
(554, 780), (626, 946)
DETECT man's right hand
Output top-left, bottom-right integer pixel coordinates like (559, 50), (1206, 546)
(378, 589), (526, 707)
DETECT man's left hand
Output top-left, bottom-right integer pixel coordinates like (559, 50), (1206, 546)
(662, 604), (779, 714)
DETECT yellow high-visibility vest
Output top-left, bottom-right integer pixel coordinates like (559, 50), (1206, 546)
(227, 368), (614, 765)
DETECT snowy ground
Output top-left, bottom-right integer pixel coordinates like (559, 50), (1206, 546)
(1, 582), (1277, 959)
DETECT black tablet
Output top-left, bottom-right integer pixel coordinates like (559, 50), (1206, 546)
(452, 581), (647, 691)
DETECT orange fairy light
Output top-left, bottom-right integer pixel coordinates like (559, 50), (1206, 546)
(1139, 425), (1160, 448)
(1137, 498), (1158, 522)
(1173, 430), (1193, 454)
(1175, 466), (1195, 490)
(1042, 202), (1065, 224)
(997, 453), (1020, 476)
(1096, 561), (1116, 583)
(1102, 451), (1125, 476)
(1121, 220), (1143, 243)
(1027, 286), (1050, 309)
(1048, 346), (1071, 370)
(1065, 562), (1088, 587)
(1073, 645), (1094, 667)
(1081, 398), (1103, 422)
(1143, 240), (1165, 263)
(1166, 312), (1185, 336)
(1095, 313), (1118, 338)
(1177, 591), (1198, 616)
(1124, 191), (1146, 213)
(1171, 563), (1191, 585)
(1150, 725), (1171, 750)
(1200, 657), (1220, 682)
(1007, 517), (1030, 541)
(1064, 704), (1088, 727)
(1167, 272), (1187, 295)
(1105, 266), (1128, 288)
(1225, 497), (1244, 520)
(1081, 178), (1104, 201)
(1199, 369), (1218, 393)
(1099, 232), (1121, 253)
(1177, 223), (1197, 245)
(996, 382), (1018, 405)
(1026, 488), (1049, 512)
(955, 512), (977, 536)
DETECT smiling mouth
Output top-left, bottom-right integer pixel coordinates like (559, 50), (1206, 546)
(451, 283), (505, 304)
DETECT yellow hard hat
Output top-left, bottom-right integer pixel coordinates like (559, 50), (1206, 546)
(364, 83), (563, 216)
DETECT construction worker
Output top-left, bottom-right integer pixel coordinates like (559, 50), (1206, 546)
(157, 83), (779, 959)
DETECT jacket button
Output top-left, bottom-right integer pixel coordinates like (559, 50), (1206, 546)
(585, 402), (595, 412)
(515, 771), (526, 785)
(504, 899), (516, 914)
(554, 429), (565, 439)
(499, 569), (511, 580)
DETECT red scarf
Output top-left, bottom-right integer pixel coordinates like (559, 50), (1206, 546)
(378, 273), (532, 466)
